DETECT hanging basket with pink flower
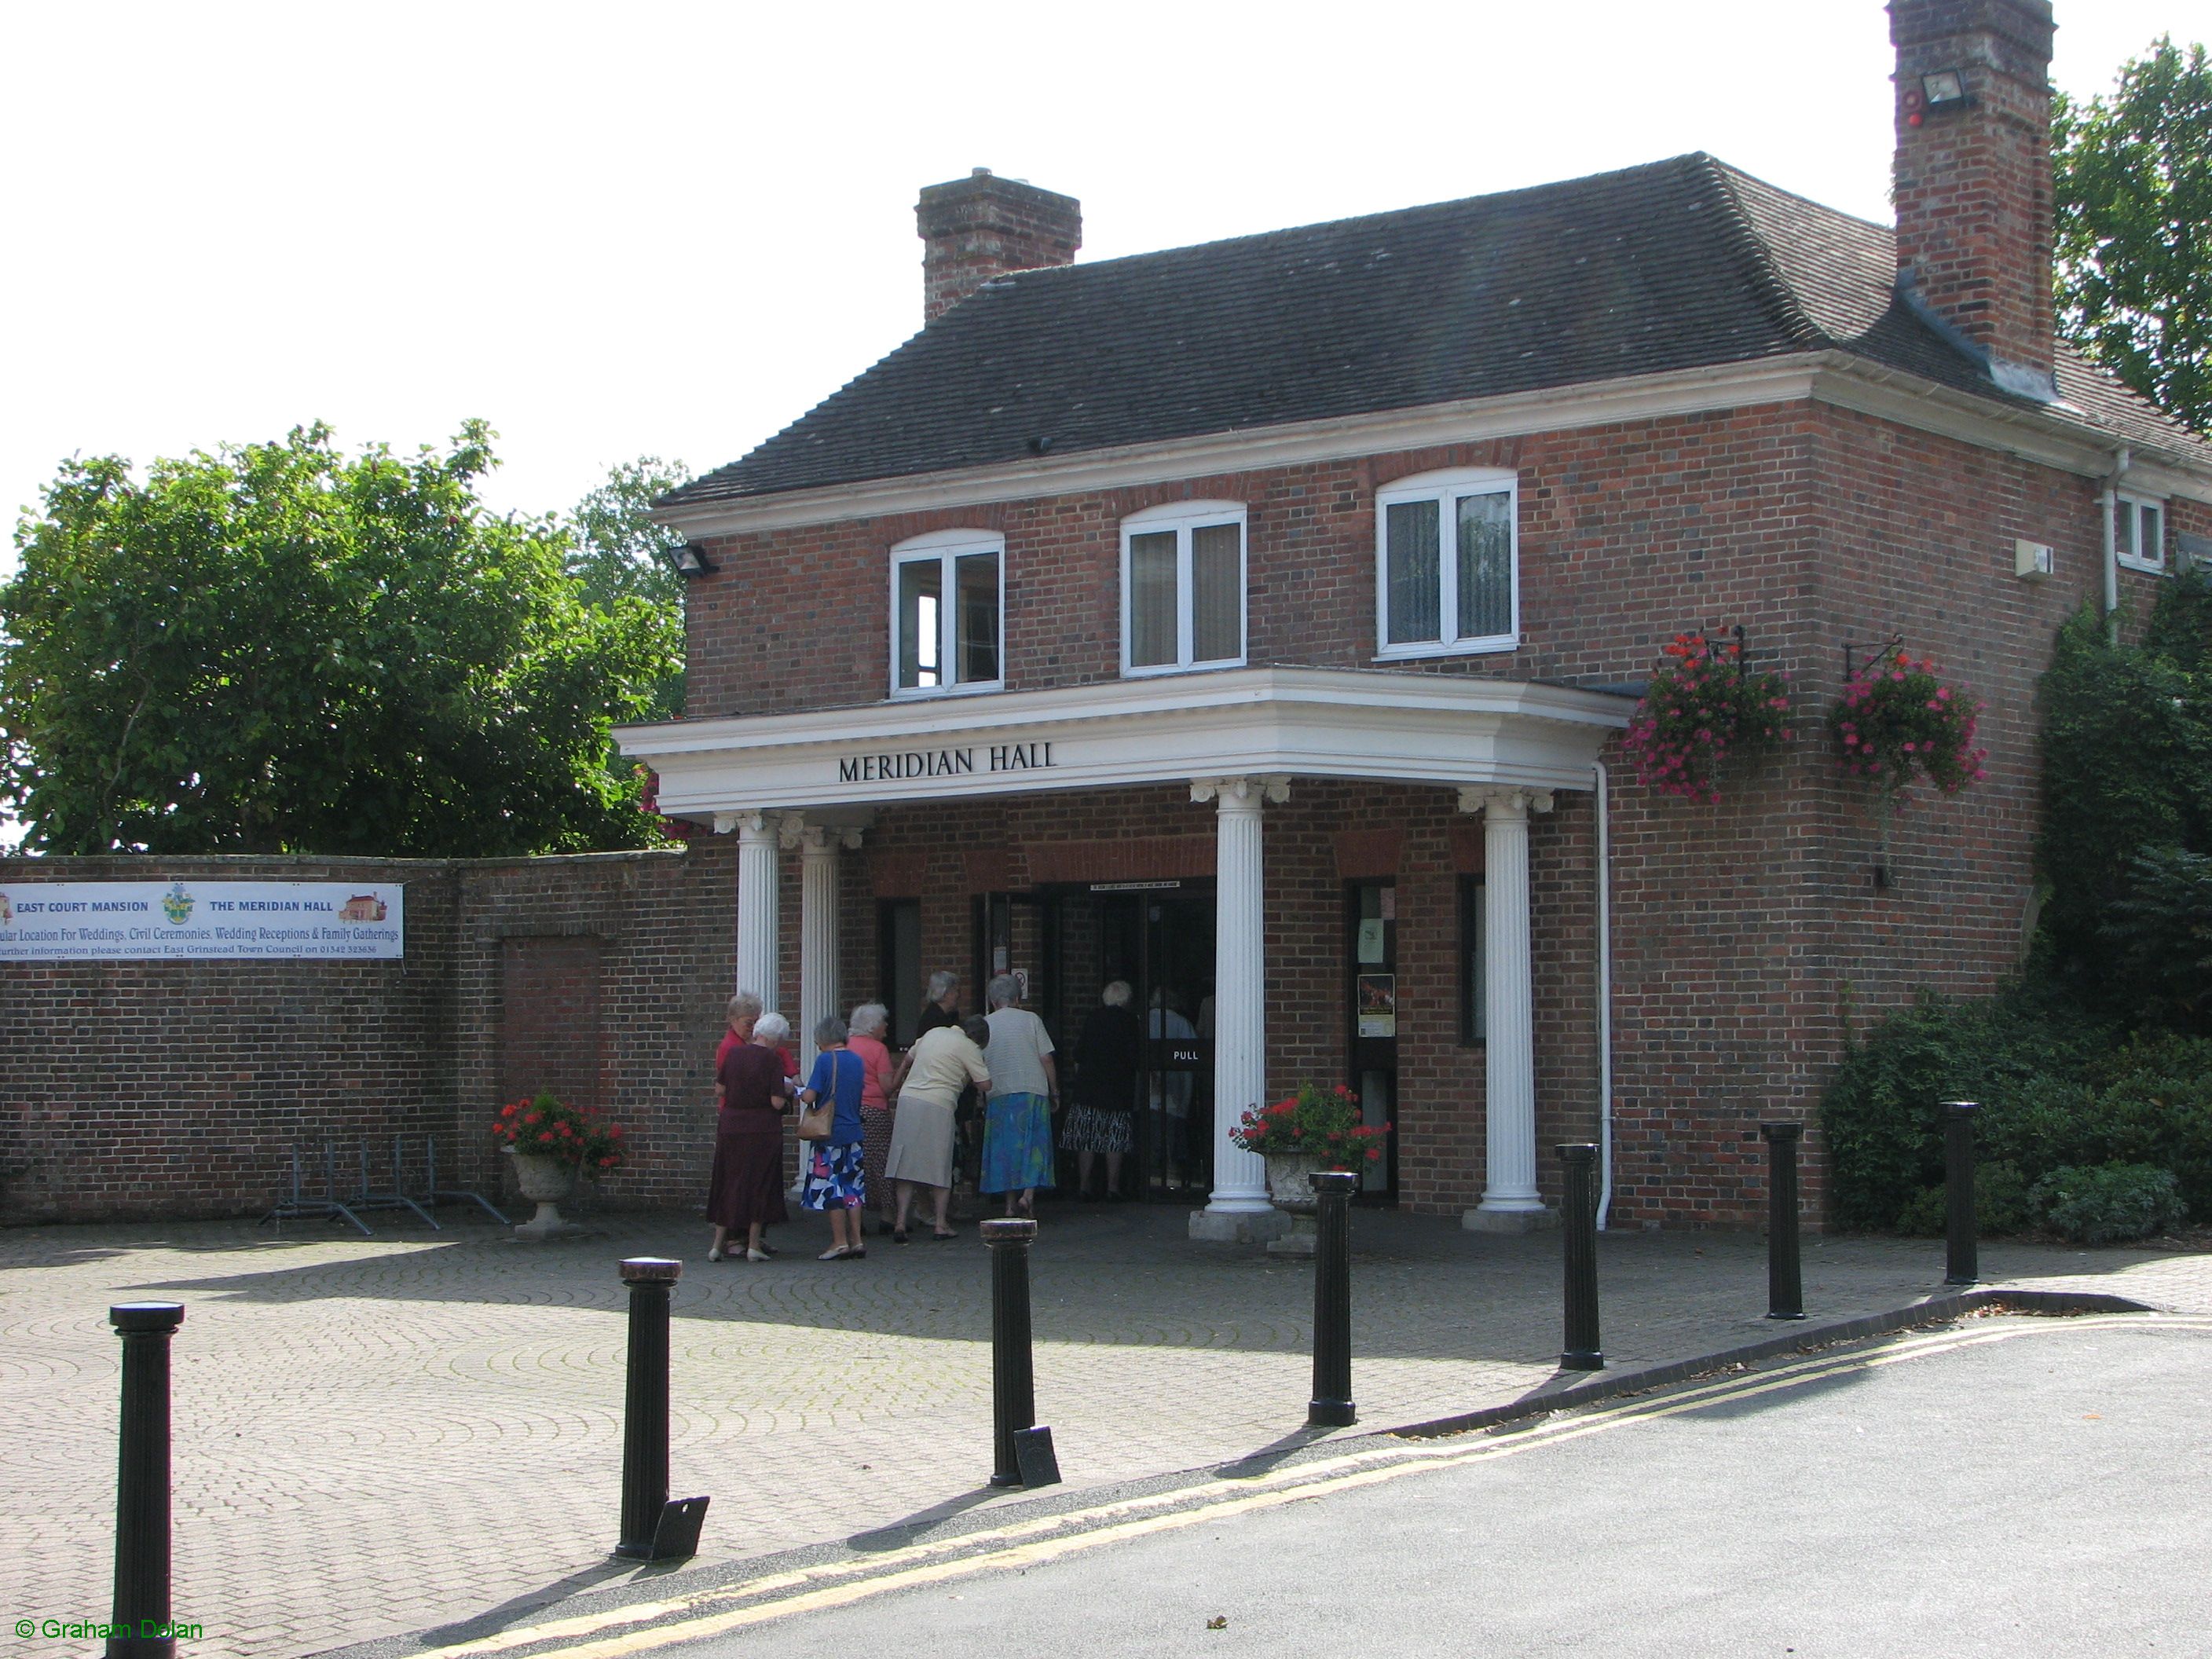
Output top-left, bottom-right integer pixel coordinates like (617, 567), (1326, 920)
(1826, 646), (1987, 803)
(1621, 628), (1794, 804)
(1827, 644), (1987, 888)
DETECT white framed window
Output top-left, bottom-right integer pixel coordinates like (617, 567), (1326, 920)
(890, 529), (1003, 698)
(1374, 467), (1519, 658)
(2117, 494), (2166, 574)
(1119, 500), (1247, 676)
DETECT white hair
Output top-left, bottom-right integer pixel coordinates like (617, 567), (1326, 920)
(753, 1010), (791, 1046)
(928, 969), (958, 1000)
(1101, 980), (1131, 1007)
(849, 1002), (889, 1036)
(987, 973), (1020, 1009)
(727, 990), (763, 1021)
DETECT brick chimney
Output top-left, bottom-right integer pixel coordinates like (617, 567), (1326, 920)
(1889, 0), (2057, 397)
(915, 169), (1082, 325)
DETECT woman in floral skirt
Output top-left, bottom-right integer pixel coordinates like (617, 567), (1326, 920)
(797, 1016), (869, 1260)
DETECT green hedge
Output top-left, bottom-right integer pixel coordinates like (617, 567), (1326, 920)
(1821, 989), (2212, 1231)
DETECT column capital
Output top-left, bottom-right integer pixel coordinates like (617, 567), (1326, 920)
(795, 822), (832, 855)
(1191, 775), (1291, 808)
(777, 813), (808, 851)
(837, 826), (866, 851)
(1458, 786), (1555, 819)
(723, 810), (780, 841)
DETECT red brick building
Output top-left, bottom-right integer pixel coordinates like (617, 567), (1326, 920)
(624, 0), (2212, 1233)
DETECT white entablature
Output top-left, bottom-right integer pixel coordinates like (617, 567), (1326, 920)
(617, 665), (1631, 819)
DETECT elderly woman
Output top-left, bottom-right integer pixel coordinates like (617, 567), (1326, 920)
(845, 1002), (900, 1236)
(916, 969), (961, 1036)
(707, 1006), (793, 1262)
(797, 1015), (869, 1261)
(1061, 980), (1142, 1201)
(980, 973), (1058, 1218)
(884, 1013), (991, 1243)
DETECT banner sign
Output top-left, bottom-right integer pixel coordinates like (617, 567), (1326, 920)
(0, 881), (405, 961)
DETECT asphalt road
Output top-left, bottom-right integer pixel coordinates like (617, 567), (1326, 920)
(625, 1314), (2211, 1658)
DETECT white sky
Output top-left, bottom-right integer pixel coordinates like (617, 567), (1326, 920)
(0, 0), (2192, 565)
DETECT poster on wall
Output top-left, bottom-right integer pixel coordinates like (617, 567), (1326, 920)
(1356, 973), (1397, 1038)
(0, 881), (405, 961)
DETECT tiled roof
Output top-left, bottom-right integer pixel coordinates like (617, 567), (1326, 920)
(667, 152), (2207, 509)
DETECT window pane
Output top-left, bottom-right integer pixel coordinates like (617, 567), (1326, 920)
(1386, 500), (1441, 644)
(1129, 530), (1178, 667)
(2143, 504), (2162, 563)
(955, 551), (999, 684)
(897, 558), (941, 688)
(1462, 878), (1486, 1043)
(1456, 492), (1513, 640)
(2119, 504), (2137, 558)
(1191, 522), (1242, 662)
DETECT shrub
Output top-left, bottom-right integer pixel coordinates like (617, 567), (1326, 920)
(1819, 987), (2111, 1231)
(2030, 1163), (2186, 1243)
(1894, 1160), (2032, 1236)
(1824, 994), (2212, 1229)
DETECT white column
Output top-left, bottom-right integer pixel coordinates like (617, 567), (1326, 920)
(1193, 775), (1289, 1217)
(732, 811), (782, 1006)
(1467, 786), (1553, 1218)
(799, 825), (862, 1045)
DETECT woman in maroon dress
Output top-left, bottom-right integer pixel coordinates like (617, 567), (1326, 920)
(708, 1009), (793, 1262)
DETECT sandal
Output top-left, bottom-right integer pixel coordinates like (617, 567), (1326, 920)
(706, 1245), (724, 1262)
(745, 1247), (771, 1263)
(845, 1247), (866, 1260)
(892, 1229), (910, 1245)
(818, 1246), (848, 1262)
(931, 1229), (958, 1241)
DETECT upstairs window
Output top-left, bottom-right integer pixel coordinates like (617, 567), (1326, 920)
(2117, 494), (2166, 574)
(1121, 501), (1247, 675)
(891, 530), (1003, 697)
(1375, 468), (1518, 657)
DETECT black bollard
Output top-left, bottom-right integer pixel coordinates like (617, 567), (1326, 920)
(108, 1302), (185, 1659)
(1760, 1122), (1806, 1320)
(1558, 1144), (1603, 1371)
(614, 1258), (682, 1559)
(1307, 1170), (1358, 1427)
(983, 1218), (1039, 1487)
(1942, 1101), (1980, 1287)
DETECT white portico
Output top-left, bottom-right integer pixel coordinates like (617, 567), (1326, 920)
(620, 666), (1628, 1232)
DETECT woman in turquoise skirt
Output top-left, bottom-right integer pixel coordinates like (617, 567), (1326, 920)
(980, 974), (1059, 1218)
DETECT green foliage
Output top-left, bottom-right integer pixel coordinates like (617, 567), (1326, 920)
(0, 423), (676, 857)
(2104, 847), (2212, 1032)
(1824, 992), (2212, 1230)
(2053, 37), (2212, 432)
(567, 458), (690, 724)
(1819, 988), (2112, 1232)
(1894, 1160), (2031, 1237)
(2037, 576), (2212, 1016)
(2030, 1163), (2186, 1244)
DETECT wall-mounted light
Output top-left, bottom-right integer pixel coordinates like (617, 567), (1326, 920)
(1901, 69), (1970, 127)
(667, 541), (716, 577)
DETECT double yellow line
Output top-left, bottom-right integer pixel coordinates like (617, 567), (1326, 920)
(437, 1313), (2203, 1659)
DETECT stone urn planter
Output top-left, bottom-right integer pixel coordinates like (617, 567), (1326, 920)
(506, 1146), (581, 1241)
(1264, 1152), (1324, 1257)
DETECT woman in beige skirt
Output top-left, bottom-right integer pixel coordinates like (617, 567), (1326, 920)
(884, 1013), (990, 1243)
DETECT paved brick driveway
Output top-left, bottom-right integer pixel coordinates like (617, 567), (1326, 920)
(3, 1204), (2204, 1658)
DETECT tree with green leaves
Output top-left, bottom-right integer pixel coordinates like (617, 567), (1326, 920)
(2038, 570), (2212, 1024)
(568, 456), (691, 722)
(2053, 36), (2212, 433)
(0, 423), (679, 856)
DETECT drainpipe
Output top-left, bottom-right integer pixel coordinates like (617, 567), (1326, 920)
(2103, 447), (2131, 646)
(1594, 760), (1613, 1230)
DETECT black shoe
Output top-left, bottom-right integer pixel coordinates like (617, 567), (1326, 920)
(892, 1228), (910, 1245)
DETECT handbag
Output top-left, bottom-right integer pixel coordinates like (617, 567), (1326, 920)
(797, 1049), (849, 1141)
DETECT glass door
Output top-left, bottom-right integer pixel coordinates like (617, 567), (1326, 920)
(1141, 886), (1214, 1201)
